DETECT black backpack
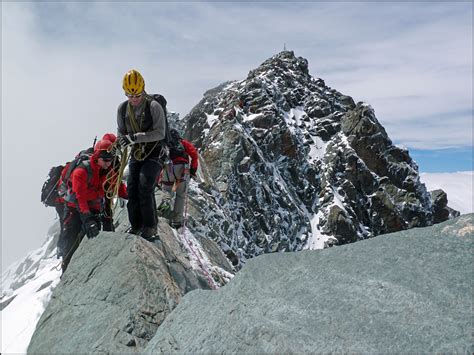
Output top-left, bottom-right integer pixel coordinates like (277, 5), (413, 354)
(168, 130), (188, 161)
(120, 93), (171, 147)
(40, 149), (93, 207)
(41, 165), (65, 207)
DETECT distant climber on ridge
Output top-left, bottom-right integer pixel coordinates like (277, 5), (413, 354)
(158, 129), (199, 229)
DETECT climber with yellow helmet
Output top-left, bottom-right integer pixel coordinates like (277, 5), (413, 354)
(117, 69), (167, 240)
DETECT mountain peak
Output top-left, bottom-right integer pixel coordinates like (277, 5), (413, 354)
(182, 52), (458, 261)
(249, 50), (310, 80)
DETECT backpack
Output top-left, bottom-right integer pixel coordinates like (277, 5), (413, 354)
(40, 149), (93, 207)
(169, 138), (188, 161)
(41, 165), (65, 207)
(58, 150), (93, 199)
(120, 93), (171, 147)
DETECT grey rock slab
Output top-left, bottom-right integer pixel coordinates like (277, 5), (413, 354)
(146, 214), (473, 353)
(28, 220), (214, 353)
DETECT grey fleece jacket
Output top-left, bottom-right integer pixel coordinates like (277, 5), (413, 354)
(117, 97), (166, 143)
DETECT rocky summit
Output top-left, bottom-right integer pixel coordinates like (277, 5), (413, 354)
(145, 214), (473, 353)
(181, 50), (458, 263)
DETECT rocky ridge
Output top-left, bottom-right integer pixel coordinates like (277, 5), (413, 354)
(27, 209), (234, 353)
(145, 214), (473, 353)
(16, 51), (462, 352)
(181, 50), (458, 263)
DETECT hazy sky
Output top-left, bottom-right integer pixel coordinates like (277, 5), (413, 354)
(2, 2), (472, 269)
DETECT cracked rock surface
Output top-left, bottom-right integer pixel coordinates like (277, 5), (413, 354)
(27, 217), (232, 353)
(145, 214), (473, 353)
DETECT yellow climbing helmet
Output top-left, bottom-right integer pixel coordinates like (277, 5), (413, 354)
(122, 69), (145, 95)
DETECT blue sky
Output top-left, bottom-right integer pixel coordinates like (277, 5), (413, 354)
(2, 2), (472, 268)
(411, 147), (473, 173)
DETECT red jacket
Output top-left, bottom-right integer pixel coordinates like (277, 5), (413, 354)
(67, 152), (127, 213)
(174, 139), (199, 170)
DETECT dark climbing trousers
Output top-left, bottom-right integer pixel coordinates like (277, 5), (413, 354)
(58, 206), (100, 273)
(55, 204), (66, 259)
(127, 157), (162, 229)
(101, 198), (115, 232)
(55, 204), (66, 234)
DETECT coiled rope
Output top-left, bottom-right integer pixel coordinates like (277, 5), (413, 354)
(103, 143), (130, 202)
(127, 100), (160, 162)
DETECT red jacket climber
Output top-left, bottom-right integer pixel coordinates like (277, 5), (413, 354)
(58, 139), (126, 274)
(158, 129), (199, 229)
(170, 138), (199, 175)
(66, 139), (127, 213)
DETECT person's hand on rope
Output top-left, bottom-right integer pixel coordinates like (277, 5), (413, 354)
(118, 134), (136, 149)
(109, 141), (122, 156)
(190, 168), (197, 179)
(81, 213), (100, 239)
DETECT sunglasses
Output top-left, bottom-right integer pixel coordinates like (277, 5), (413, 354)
(99, 155), (113, 162)
(126, 92), (143, 99)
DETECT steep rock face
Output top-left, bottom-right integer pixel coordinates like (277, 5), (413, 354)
(181, 51), (455, 263)
(145, 214), (473, 353)
(28, 216), (233, 353)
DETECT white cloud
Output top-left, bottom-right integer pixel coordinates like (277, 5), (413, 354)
(421, 171), (473, 215)
(1, 2), (472, 268)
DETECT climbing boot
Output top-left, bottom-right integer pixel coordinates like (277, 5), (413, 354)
(126, 226), (142, 235)
(170, 221), (184, 229)
(141, 226), (157, 240)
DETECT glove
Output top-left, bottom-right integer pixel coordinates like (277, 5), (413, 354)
(110, 143), (122, 155)
(118, 134), (136, 148)
(81, 213), (100, 239)
(190, 168), (197, 179)
(84, 219), (100, 238)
